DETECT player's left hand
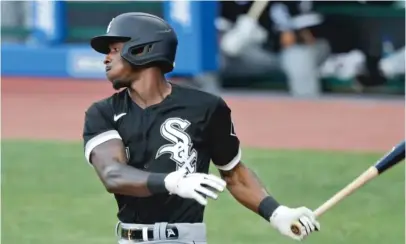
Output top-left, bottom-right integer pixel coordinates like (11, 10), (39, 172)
(164, 168), (227, 205)
(269, 205), (320, 241)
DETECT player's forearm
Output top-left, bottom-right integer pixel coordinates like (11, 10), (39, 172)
(98, 162), (168, 197)
(219, 163), (280, 219)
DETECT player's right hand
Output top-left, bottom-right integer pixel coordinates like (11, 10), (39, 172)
(164, 168), (226, 205)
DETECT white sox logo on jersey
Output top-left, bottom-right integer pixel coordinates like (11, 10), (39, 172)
(156, 118), (197, 173)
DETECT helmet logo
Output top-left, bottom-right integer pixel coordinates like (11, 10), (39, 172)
(107, 18), (114, 33)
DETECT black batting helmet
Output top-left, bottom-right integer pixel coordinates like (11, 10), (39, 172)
(90, 12), (178, 73)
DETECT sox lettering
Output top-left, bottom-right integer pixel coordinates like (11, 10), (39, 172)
(156, 118), (198, 173)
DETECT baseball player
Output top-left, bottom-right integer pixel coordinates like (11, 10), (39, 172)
(82, 12), (320, 244)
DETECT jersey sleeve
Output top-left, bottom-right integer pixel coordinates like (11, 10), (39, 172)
(207, 98), (241, 171)
(82, 102), (122, 165)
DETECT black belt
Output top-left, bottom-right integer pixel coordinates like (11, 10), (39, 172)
(121, 225), (179, 241)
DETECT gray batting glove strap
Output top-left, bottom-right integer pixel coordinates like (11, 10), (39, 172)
(164, 168), (227, 206)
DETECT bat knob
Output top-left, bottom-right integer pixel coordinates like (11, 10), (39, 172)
(291, 222), (302, 236)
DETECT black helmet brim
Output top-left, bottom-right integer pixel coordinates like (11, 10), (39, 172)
(90, 35), (131, 54)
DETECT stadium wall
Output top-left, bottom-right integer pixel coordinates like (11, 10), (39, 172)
(1, 1), (218, 79)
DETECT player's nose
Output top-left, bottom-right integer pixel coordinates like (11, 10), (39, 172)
(104, 56), (111, 65)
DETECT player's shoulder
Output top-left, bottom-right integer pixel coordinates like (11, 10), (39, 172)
(171, 82), (225, 110)
(85, 89), (129, 115)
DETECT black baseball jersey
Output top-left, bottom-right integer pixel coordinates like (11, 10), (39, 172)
(82, 83), (241, 224)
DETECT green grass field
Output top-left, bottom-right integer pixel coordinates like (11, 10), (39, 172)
(2, 140), (404, 244)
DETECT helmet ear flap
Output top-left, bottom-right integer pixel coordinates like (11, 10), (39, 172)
(121, 40), (157, 66)
(120, 33), (176, 74)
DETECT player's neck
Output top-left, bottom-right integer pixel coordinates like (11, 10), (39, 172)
(128, 68), (171, 109)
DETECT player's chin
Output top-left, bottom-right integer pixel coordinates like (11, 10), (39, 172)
(106, 75), (128, 90)
(111, 79), (131, 90)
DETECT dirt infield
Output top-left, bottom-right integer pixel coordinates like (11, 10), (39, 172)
(2, 77), (404, 152)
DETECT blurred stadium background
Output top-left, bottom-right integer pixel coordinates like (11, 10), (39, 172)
(1, 1), (405, 244)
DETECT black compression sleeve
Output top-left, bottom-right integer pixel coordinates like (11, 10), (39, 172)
(146, 173), (169, 194)
(258, 196), (280, 221)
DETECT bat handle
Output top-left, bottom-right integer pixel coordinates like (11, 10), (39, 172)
(290, 140), (405, 236)
(247, 0), (269, 20)
(290, 209), (322, 236)
(290, 166), (379, 236)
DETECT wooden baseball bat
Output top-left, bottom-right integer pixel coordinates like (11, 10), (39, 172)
(220, 0), (270, 57)
(247, 0), (270, 20)
(290, 140), (405, 236)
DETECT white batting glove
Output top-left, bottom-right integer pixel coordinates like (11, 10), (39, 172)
(164, 169), (226, 205)
(220, 14), (268, 57)
(270, 205), (320, 241)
